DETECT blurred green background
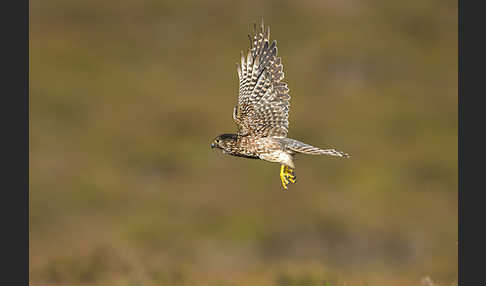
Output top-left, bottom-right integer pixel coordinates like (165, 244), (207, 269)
(30, 0), (457, 285)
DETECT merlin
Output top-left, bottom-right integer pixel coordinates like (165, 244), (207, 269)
(211, 19), (349, 190)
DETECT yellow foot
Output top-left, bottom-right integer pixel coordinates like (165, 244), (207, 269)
(280, 165), (297, 190)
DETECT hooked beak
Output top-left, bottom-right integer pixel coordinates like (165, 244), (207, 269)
(210, 143), (216, 149)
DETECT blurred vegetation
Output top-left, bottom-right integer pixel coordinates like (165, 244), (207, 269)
(30, 0), (457, 285)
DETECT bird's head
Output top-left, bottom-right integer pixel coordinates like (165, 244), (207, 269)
(210, 133), (238, 154)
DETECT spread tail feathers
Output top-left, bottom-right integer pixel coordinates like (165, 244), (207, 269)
(279, 138), (350, 158)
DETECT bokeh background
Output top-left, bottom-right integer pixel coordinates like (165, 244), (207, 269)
(30, 0), (457, 285)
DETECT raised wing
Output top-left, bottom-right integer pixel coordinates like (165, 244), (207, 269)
(235, 19), (290, 138)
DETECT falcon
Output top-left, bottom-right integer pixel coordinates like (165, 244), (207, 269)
(211, 18), (349, 190)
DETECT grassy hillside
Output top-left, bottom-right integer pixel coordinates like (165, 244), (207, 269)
(30, 0), (457, 285)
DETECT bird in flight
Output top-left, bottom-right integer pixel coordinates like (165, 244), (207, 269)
(211, 18), (349, 190)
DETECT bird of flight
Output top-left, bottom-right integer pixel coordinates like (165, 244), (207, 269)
(211, 18), (349, 190)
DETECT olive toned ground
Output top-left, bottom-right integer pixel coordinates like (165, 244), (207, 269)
(30, 0), (457, 285)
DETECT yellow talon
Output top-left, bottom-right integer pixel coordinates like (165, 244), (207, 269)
(280, 165), (289, 189)
(280, 165), (296, 190)
(288, 176), (296, 184)
(286, 166), (296, 184)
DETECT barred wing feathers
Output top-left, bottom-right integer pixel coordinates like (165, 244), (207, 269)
(235, 19), (290, 138)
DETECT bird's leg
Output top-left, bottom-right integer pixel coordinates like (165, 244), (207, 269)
(280, 165), (289, 189)
(280, 165), (297, 190)
(285, 166), (296, 184)
(286, 166), (296, 184)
